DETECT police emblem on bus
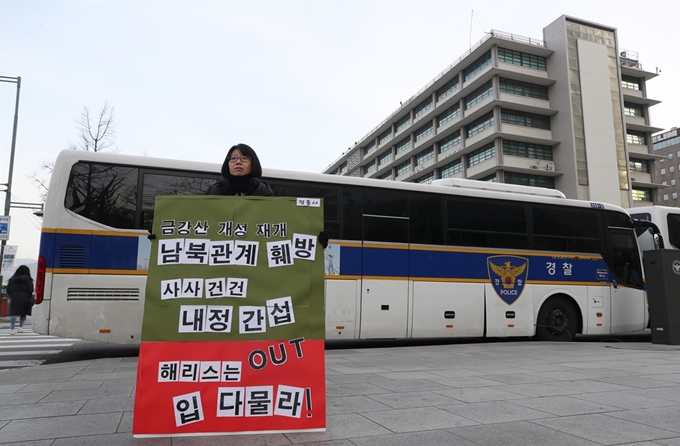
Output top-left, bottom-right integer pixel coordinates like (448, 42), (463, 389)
(487, 256), (529, 305)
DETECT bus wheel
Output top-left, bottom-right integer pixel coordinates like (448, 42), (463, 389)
(535, 297), (578, 342)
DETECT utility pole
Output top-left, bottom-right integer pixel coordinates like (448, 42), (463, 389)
(0, 76), (21, 287)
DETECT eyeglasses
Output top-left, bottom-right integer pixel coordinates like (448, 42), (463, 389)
(228, 156), (251, 163)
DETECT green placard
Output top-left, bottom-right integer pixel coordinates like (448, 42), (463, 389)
(141, 196), (325, 342)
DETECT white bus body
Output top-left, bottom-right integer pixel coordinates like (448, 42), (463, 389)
(628, 206), (680, 251)
(33, 150), (648, 344)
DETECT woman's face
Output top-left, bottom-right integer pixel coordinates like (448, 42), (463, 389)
(228, 149), (252, 177)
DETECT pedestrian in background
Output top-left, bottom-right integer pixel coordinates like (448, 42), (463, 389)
(7, 265), (34, 335)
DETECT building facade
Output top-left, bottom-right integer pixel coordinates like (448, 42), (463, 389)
(324, 15), (662, 208)
(653, 127), (680, 206)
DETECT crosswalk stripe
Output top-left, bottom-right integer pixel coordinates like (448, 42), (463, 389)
(0, 338), (82, 343)
(0, 350), (63, 356)
(0, 344), (75, 349)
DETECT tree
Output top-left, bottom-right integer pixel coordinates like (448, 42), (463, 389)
(69, 101), (116, 152)
(31, 102), (116, 200)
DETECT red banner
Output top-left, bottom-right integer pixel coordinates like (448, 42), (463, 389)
(133, 339), (326, 436)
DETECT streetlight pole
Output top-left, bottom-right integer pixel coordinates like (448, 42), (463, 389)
(0, 75), (21, 287)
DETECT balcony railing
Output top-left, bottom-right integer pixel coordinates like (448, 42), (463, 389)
(325, 30), (546, 172)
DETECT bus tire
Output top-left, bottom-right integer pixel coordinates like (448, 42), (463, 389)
(535, 296), (578, 342)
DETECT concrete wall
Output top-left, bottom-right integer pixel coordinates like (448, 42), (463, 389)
(577, 39), (622, 206)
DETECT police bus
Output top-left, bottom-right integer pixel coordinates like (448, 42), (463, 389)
(33, 150), (648, 344)
(628, 205), (680, 252)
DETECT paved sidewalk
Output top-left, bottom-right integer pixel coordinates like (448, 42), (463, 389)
(0, 340), (679, 445)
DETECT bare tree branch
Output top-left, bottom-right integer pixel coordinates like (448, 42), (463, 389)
(31, 102), (117, 198)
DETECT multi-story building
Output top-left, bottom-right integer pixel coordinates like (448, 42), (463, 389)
(324, 15), (663, 208)
(653, 127), (680, 206)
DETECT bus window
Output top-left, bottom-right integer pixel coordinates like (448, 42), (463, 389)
(668, 214), (680, 249)
(267, 180), (340, 239)
(532, 206), (600, 253)
(608, 228), (643, 289)
(140, 172), (218, 230)
(409, 193), (443, 245)
(446, 197), (528, 249)
(341, 187), (362, 241)
(363, 188), (407, 217)
(65, 162), (138, 229)
(363, 188), (408, 242)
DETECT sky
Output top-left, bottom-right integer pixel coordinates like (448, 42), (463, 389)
(1, 0), (679, 264)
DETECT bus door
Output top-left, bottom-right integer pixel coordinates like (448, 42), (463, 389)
(608, 228), (646, 333)
(359, 215), (410, 339)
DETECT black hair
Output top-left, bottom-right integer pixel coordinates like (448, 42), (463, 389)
(12, 265), (32, 279)
(221, 143), (263, 180)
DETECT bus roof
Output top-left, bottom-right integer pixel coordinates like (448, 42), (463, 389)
(53, 149), (630, 215)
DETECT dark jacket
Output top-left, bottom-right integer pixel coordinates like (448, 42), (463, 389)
(7, 274), (34, 317)
(205, 178), (273, 196)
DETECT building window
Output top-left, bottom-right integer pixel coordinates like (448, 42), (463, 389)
(501, 109), (551, 130)
(440, 159), (462, 178)
(339, 162), (348, 174)
(378, 172), (393, 181)
(502, 140), (553, 160)
(670, 153), (675, 160)
(626, 130), (647, 145)
(463, 50), (492, 81)
(653, 136), (680, 150)
(674, 192), (679, 199)
(621, 75), (641, 90)
(672, 179), (677, 186)
(365, 161), (376, 174)
(671, 166), (676, 173)
(467, 143), (496, 167)
(664, 194), (669, 201)
(623, 102), (644, 118)
(414, 98), (433, 119)
(396, 138), (412, 155)
(378, 150), (393, 166)
(415, 147), (435, 166)
(415, 123), (434, 142)
(662, 181), (668, 186)
(378, 129), (392, 145)
(395, 115), (411, 133)
(439, 131), (462, 153)
(437, 104), (460, 127)
(437, 77), (459, 102)
(661, 168), (666, 175)
(479, 174), (497, 182)
(505, 172), (555, 188)
(364, 141), (376, 156)
(629, 159), (649, 173)
(396, 161), (411, 176)
(497, 47), (547, 71)
(465, 80), (494, 110)
(415, 173), (435, 184)
(632, 188), (651, 201)
(499, 78), (549, 100)
(466, 112), (494, 138)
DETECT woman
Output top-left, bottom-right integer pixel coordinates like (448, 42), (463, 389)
(6, 265), (34, 335)
(206, 143), (273, 196)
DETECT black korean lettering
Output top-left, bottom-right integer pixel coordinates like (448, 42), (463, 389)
(177, 221), (192, 236)
(160, 220), (175, 236)
(218, 221), (233, 237)
(255, 223), (271, 238)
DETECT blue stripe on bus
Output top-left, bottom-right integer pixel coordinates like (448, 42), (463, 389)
(41, 232), (140, 270)
(40, 232), (610, 283)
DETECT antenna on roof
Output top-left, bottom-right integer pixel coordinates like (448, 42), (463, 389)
(469, 10), (474, 49)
